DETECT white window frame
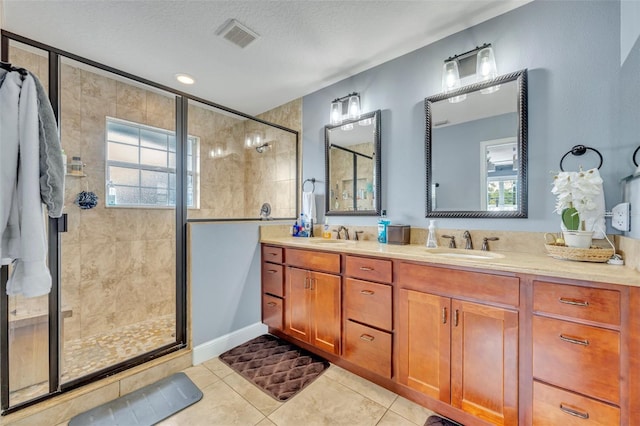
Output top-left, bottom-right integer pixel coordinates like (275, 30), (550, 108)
(105, 117), (199, 209)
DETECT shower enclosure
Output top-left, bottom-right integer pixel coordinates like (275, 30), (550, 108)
(0, 31), (298, 413)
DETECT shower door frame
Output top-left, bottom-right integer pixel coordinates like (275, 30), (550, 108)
(0, 31), (192, 414)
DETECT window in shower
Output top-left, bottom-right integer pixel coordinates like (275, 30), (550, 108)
(105, 117), (200, 208)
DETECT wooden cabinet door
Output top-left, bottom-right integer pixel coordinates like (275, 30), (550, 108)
(286, 267), (310, 343)
(309, 271), (341, 354)
(398, 289), (451, 402)
(451, 300), (518, 426)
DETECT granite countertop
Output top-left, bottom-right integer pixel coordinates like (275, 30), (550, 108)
(261, 236), (640, 287)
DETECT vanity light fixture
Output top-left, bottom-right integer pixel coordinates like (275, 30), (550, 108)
(329, 92), (361, 125)
(442, 43), (498, 99)
(175, 73), (195, 85)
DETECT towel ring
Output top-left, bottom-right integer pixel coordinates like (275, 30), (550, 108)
(633, 146), (639, 167)
(303, 178), (316, 192)
(559, 145), (603, 171)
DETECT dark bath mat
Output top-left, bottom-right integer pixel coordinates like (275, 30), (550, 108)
(219, 334), (329, 401)
(68, 372), (202, 426)
(425, 415), (463, 426)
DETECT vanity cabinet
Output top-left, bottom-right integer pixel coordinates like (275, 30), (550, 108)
(397, 262), (519, 426)
(284, 249), (342, 355)
(343, 256), (393, 378)
(532, 280), (622, 425)
(261, 246), (285, 331)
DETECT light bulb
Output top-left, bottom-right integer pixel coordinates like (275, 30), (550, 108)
(442, 61), (461, 93)
(347, 95), (360, 121)
(330, 101), (342, 125)
(476, 46), (497, 82)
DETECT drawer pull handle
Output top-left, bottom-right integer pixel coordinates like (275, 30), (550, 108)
(559, 297), (589, 307)
(267, 269), (278, 274)
(559, 403), (589, 420)
(360, 334), (375, 342)
(442, 307), (447, 324)
(304, 277), (310, 289)
(359, 266), (374, 271)
(360, 290), (375, 296)
(560, 334), (589, 346)
(268, 252), (278, 256)
(267, 302), (277, 307)
(454, 309), (459, 327)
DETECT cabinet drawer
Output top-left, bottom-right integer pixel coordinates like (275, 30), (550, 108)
(397, 262), (519, 307)
(533, 281), (620, 326)
(533, 381), (620, 426)
(344, 320), (392, 378)
(286, 248), (341, 274)
(345, 256), (392, 284)
(262, 263), (284, 297)
(262, 245), (283, 264)
(262, 294), (283, 331)
(345, 278), (392, 331)
(533, 316), (620, 404)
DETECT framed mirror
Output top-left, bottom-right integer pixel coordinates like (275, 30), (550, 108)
(325, 110), (381, 216)
(425, 69), (528, 218)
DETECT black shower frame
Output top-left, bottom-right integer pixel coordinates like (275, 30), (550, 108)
(0, 29), (299, 415)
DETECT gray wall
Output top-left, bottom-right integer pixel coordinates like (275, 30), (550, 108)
(432, 112), (517, 210)
(303, 0), (630, 232)
(190, 222), (261, 346)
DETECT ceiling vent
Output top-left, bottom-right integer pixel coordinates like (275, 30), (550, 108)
(217, 19), (259, 49)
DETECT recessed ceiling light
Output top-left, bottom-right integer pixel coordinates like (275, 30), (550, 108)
(175, 73), (195, 85)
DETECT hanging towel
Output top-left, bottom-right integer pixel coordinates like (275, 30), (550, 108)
(302, 191), (316, 223)
(1, 71), (52, 297)
(553, 168), (606, 239)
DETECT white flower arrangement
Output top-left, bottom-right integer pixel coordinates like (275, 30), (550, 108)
(551, 169), (603, 230)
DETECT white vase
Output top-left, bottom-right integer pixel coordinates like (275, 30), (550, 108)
(562, 230), (594, 249)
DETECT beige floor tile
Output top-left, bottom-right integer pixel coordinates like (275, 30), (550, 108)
(182, 364), (220, 390)
(223, 372), (284, 416)
(389, 396), (436, 425)
(376, 410), (422, 426)
(157, 380), (265, 426)
(201, 357), (235, 379)
(256, 417), (277, 426)
(323, 365), (397, 408)
(268, 375), (387, 426)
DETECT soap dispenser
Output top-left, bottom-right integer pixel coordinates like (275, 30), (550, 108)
(426, 220), (438, 248)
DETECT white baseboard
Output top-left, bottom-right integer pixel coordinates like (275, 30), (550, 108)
(192, 322), (268, 365)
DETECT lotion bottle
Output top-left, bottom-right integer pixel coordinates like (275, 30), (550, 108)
(426, 219), (438, 248)
(377, 210), (390, 243)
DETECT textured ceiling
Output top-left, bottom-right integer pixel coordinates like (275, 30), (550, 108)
(2, 0), (530, 116)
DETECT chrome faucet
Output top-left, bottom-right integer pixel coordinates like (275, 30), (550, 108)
(482, 237), (499, 251)
(463, 231), (473, 249)
(442, 235), (456, 248)
(336, 226), (350, 240)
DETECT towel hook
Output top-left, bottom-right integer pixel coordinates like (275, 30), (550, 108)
(559, 145), (603, 171)
(303, 178), (316, 193)
(633, 146), (639, 167)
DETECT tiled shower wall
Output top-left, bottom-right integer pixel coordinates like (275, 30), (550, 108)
(10, 47), (300, 342)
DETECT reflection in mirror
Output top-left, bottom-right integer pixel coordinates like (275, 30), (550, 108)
(325, 110), (381, 215)
(426, 69), (527, 218)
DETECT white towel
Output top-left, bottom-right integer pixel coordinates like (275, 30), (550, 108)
(302, 191), (316, 223)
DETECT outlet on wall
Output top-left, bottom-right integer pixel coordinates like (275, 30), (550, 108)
(611, 202), (631, 232)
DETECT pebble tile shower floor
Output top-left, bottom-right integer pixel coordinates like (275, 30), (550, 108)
(10, 315), (175, 406)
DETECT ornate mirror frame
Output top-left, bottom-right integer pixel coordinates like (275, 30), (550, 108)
(425, 69), (528, 218)
(325, 110), (382, 216)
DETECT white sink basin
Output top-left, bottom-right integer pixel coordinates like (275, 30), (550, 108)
(423, 248), (504, 260)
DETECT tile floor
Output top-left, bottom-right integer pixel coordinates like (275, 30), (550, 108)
(157, 358), (437, 426)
